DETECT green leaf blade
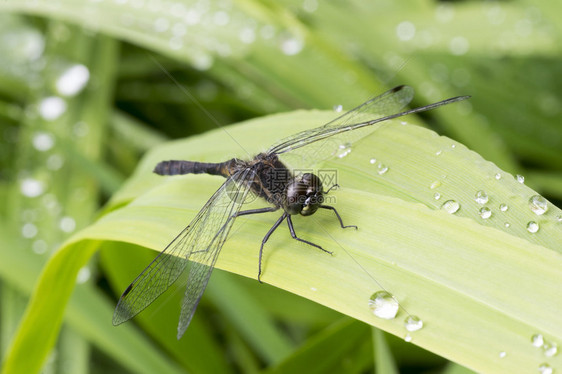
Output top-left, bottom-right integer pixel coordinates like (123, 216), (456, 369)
(5, 110), (561, 374)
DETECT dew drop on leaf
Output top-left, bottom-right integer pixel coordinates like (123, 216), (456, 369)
(404, 315), (424, 332)
(368, 291), (399, 319)
(441, 200), (460, 214)
(527, 221), (539, 233)
(529, 195), (548, 215)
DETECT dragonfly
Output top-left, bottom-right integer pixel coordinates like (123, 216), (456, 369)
(113, 85), (470, 338)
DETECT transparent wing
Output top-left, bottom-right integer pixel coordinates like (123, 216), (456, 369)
(268, 85), (468, 170)
(268, 86), (413, 159)
(113, 167), (256, 337)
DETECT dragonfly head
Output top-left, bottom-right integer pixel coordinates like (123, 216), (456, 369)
(285, 173), (324, 216)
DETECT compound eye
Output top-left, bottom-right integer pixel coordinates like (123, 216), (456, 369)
(285, 180), (307, 215)
(285, 174), (324, 216)
(301, 173), (323, 193)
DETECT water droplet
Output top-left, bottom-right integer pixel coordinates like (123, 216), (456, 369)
(396, 21), (416, 41)
(22, 223), (38, 238)
(59, 216), (76, 233)
(449, 36), (469, 55)
(213, 11), (229, 25)
(47, 154), (64, 170)
(20, 178), (45, 197)
(56, 64), (90, 96)
(76, 267), (91, 284)
(543, 340), (558, 357)
(280, 35), (304, 55)
(336, 143), (352, 158)
(479, 207), (492, 219)
(435, 150), (442, 156)
(515, 18), (533, 37)
(499, 351), (506, 358)
(73, 121), (89, 137)
(527, 221), (539, 233)
(368, 291), (399, 319)
(12, 28), (44, 62)
(333, 104), (343, 113)
(538, 363), (553, 374)
(32, 239), (48, 254)
(499, 203), (508, 212)
(154, 17), (170, 32)
(21, 209), (38, 222)
(239, 27), (256, 44)
(369, 158), (376, 164)
(505, 222), (510, 228)
(451, 144), (456, 149)
(32, 131), (55, 151)
(486, 4), (505, 25)
(185, 9), (201, 25)
(404, 334), (412, 342)
(495, 173), (502, 180)
(310, 287), (317, 292)
(38, 96), (67, 121)
(474, 190), (489, 204)
(192, 53), (213, 70)
(430, 181), (441, 189)
(302, 0), (318, 12)
(529, 195), (548, 215)
(434, 192), (441, 200)
(435, 4), (455, 23)
(172, 22), (187, 37)
(442, 200), (460, 214)
(377, 164), (388, 175)
(169, 36), (184, 51)
(260, 24), (275, 39)
(404, 315), (423, 332)
(516, 174), (525, 183)
(42, 193), (61, 214)
(557, 215), (562, 223)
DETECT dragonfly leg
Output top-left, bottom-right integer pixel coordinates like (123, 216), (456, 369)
(318, 205), (358, 229)
(191, 207), (280, 256)
(234, 206), (279, 217)
(286, 215), (333, 255)
(257, 212), (287, 283)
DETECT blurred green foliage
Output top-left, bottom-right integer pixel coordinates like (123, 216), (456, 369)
(0, 0), (561, 373)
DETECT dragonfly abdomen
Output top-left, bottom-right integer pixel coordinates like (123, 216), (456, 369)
(154, 159), (237, 177)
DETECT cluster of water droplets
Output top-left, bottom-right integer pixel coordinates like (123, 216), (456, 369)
(531, 333), (558, 373)
(336, 142), (352, 159)
(5, 23), (94, 273)
(368, 291), (424, 342)
(367, 156), (389, 175)
(0, 20), (45, 85)
(430, 162), (560, 234)
(81, 0), (307, 70)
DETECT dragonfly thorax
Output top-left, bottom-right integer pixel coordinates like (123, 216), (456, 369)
(284, 173), (324, 216)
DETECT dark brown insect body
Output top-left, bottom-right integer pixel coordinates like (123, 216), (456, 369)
(154, 152), (328, 218)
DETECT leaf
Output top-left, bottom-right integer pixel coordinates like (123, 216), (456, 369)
(373, 329), (399, 374)
(4, 109), (562, 374)
(263, 318), (369, 374)
(0, 231), (187, 374)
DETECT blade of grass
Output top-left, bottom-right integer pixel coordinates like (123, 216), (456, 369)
(0, 228), (187, 374)
(373, 329), (398, 374)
